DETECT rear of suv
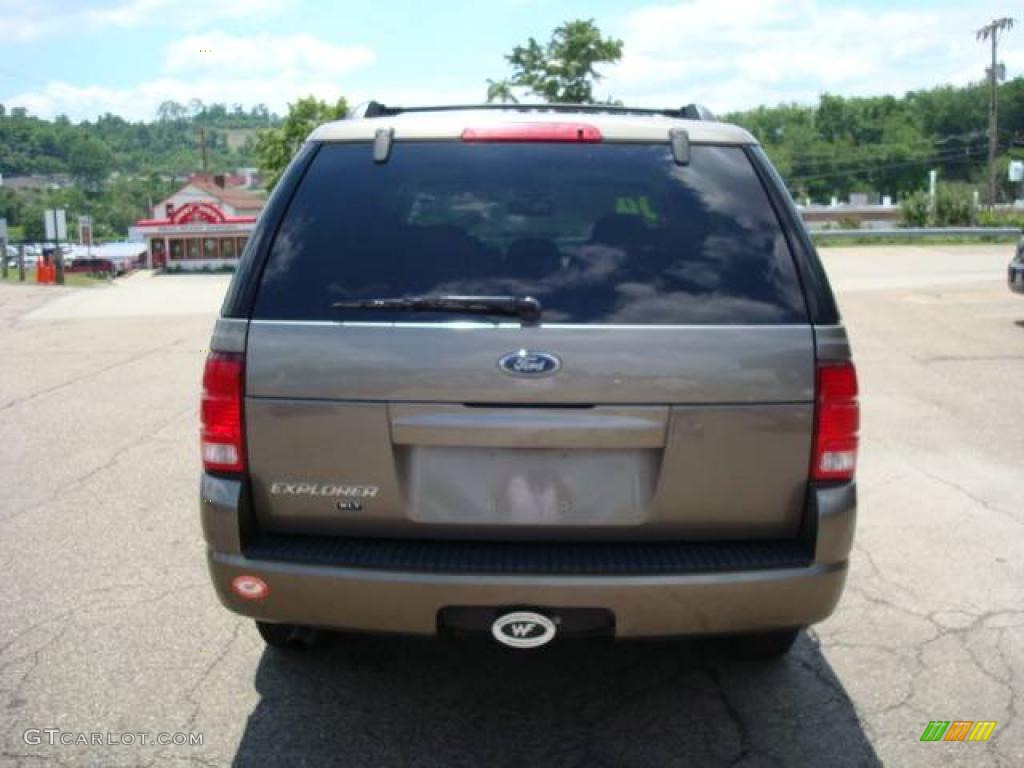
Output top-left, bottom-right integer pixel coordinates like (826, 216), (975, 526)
(200, 103), (858, 658)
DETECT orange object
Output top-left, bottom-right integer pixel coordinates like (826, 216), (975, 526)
(36, 260), (56, 284)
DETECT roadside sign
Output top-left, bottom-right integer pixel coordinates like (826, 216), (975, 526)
(0, 217), (8, 241)
(79, 215), (93, 246)
(44, 209), (68, 241)
(1009, 161), (1024, 183)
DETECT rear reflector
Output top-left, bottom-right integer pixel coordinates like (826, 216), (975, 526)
(231, 575), (269, 601)
(811, 361), (859, 482)
(201, 351), (245, 473)
(461, 122), (602, 143)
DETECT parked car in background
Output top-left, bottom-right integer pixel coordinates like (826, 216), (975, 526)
(200, 103), (859, 660)
(1010, 236), (1024, 294)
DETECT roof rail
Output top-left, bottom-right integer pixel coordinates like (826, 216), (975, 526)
(347, 102), (716, 121)
(680, 104), (716, 121)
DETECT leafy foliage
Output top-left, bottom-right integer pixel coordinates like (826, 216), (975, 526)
(900, 191), (931, 227)
(0, 100), (278, 242)
(899, 184), (978, 227)
(933, 183), (978, 226)
(728, 78), (1024, 203)
(0, 173), (175, 241)
(0, 100), (278, 179)
(487, 19), (623, 104)
(254, 96), (348, 190)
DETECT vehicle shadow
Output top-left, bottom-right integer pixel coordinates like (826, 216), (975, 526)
(232, 629), (880, 767)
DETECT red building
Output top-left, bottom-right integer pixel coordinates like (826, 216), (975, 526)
(136, 177), (265, 270)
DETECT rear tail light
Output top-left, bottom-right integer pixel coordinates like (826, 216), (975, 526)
(461, 122), (602, 143)
(811, 360), (859, 482)
(201, 351), (245, 473)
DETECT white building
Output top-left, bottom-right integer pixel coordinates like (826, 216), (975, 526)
(135, 176), (265, 270)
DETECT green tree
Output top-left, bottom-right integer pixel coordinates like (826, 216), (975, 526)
(66, 134), (114, 189)
(157, 100), (187, 122)
(254, 96), (348, 190)
(487, 19), (623, 104)
(899, 191), (930, 227)
(898, 183), (977, 227)
(485, 79), (518, 104)
(933, 183), (976, 226)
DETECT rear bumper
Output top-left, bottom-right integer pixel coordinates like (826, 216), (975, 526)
(201, 476), (856, 638)
(208, 551), (846, 637)
(1009, 260), (1024, 294)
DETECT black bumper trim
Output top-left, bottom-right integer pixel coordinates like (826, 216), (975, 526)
(243, 533), (812, 576)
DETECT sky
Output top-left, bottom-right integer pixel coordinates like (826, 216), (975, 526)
(0, 0), (1021, 122)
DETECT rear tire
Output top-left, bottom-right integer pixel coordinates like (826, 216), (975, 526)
(722, 628), (801, 661)
(255, 621), (316, 649)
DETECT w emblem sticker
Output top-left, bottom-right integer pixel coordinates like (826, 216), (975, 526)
(492, 611), (557, 648)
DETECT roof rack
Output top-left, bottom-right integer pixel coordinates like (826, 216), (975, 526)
(348, 101), (716, 121)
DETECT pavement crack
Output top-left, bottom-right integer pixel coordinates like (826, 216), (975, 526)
(873, 439), (1022, 527)
(0, 403), (194, 523)
(182, 621), (244, 734)
(0, 336), (186, 414)
(698, 645), (784, 768)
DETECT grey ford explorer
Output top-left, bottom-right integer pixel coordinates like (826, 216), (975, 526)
(200, 103), (858, 659)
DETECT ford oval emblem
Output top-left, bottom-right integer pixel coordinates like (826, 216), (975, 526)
(492, 611), (557, 648)
(498, 349), (561, 377)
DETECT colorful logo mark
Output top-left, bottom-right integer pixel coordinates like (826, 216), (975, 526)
(920, 721), (997, 742)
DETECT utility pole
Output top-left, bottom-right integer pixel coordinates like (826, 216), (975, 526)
(0, 217), (7, 280)
(197, 126), (209, 172)
(977, 17), (1014, 207)
(54, 212), (65, 286)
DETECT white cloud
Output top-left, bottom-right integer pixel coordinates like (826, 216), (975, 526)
(5, 0), (1023, 121)
(605, 0), (1024, 112)
(1, 0), (290, 42)
(5, 77), (485, 123)
(163, 32), (374, 78)
(86, 0), (288, 28)
(2, 22), (495, 121)
(6, 77), (334, 121)
(3, 28), (376, 121)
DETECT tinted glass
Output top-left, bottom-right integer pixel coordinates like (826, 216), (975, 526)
(253, 142), (807, 324)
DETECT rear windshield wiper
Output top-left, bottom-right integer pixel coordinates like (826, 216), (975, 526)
(332, 295), (542, 324)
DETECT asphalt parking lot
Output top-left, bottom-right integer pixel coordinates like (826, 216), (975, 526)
(1, 245), (1022, 767)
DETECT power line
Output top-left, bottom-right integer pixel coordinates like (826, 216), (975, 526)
(788, 147), (989, 183)
(763, 133), (989, 167)
(786, 145), (990, 183)
(759, 130), (989, 160)
(783, 142), (989, 175)
(765, 143), (988, 177)
(781, 143), (988, 179)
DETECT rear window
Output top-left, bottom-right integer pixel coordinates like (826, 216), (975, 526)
(253, 142), (807, 324)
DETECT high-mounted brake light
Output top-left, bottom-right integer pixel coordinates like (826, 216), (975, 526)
(201, 351), (245, 473)
(461, 122), (602, 143)
(811, 361), (859, 482)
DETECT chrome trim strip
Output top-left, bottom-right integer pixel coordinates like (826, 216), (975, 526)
(249, 319), (809, 331)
